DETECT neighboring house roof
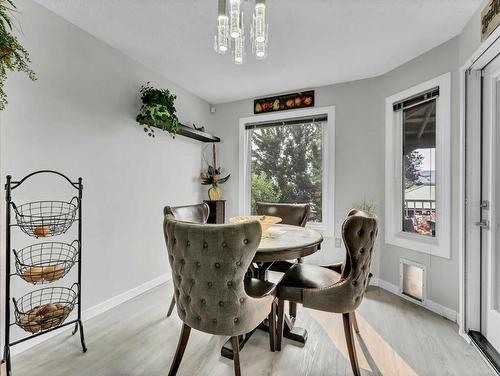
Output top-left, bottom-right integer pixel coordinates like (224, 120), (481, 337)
(405, 185), (435, 201)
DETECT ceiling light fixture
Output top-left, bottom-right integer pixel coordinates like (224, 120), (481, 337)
(214, 0), (269, 64)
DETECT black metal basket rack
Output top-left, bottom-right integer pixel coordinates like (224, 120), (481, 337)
(2, 171), (87, 376)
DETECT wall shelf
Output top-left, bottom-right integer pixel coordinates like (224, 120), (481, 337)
(178, 124), (220, 143)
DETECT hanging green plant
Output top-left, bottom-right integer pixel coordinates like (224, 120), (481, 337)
(0, 0), (36, 111)
(136, 82), (180, 138)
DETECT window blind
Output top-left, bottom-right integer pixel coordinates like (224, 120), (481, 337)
(393, 87), (439, 112)
(245, 115), (327, 130)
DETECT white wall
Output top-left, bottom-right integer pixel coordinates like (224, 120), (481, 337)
(1, 0), (212, 347)
(212, 37), (461, 312)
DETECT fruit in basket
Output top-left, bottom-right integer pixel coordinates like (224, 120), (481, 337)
(34, 225), (50, 237)
(286, 99), (294, 108)
(255, 102), (262, 113)
(43, 264), (65, 282)
(294, 97), (302, 107)
(21, 264), (65, 283)
(304, 96), (313, 106)
(18, 303), (71, 333)
(273, 99), (280, 110)
(21, 266), (44, 283)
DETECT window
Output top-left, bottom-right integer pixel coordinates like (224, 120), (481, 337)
(247, 117), (325, 222)
(402, 99), (436, 237)
(239, 107), (335, 235)
(385, 73), (451, 258)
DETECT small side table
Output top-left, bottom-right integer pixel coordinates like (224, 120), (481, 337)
(204, 200), (226, 224)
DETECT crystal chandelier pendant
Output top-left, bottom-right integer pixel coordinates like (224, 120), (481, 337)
(214, 0), (269, 64)
(214, 0), (229, 54)
(252, 0), (268, 60)
(232, 11), (245, 64)
(229, 0), (241, 39)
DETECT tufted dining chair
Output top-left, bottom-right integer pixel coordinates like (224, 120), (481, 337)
(163, 215), (277, 376)
(164, 203), (210, 317)
(276, 209), (378, 376)
(256, 202), (310, 318)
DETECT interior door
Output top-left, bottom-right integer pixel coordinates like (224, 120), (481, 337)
(481, 57), (500, 352)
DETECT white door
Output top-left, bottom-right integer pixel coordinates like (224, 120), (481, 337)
(481, 56), (500, 352)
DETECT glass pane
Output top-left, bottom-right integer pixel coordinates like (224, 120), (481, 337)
(402, 100), (436, 237)
(249, 121), (324, 222)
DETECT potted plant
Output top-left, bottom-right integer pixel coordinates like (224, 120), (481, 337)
(136, 82), (180, 137)
(200, 144), (230, 200)
(0, 0), (36, 111)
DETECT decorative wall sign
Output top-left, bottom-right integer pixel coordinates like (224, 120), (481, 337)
(481, 0), (500, 42)
(254, 90), (315, 114)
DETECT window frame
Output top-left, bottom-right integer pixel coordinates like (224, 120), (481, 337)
(239, 106), (335, 236)
(385, 72), (451, 259)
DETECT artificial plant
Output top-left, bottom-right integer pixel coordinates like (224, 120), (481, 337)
(136, 82), (180, 137)
(0, 0), (36, 111)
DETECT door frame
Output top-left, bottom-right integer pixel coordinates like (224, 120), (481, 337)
(461, 24), (500, 374)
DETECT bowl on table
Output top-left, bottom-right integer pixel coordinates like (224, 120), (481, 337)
(229, 215), (282, 234)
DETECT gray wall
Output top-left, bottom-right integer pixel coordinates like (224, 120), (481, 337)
(212, 37), (461, 311)
(1, 0), (212, 346)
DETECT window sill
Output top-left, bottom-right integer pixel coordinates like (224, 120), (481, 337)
(386, 230), (450, 259)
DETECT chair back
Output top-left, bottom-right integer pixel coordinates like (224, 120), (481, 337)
(164, 203), (209, 224)
(163, 215), (269, 336)
(256, 202), (310, 227)
(303, 209), (378, 313)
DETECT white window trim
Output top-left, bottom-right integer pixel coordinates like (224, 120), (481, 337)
(238, 106), (335, 237)
(385, 72), (451, 259)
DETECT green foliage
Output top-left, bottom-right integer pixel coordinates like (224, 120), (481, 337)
(352, 198), (377, 216)
(0, 0), (37, 111)
(136, 82), (179, 137)
(250, 122), (323, 221)
(251, 171), (282, 213)
(404, 150), (424, 188)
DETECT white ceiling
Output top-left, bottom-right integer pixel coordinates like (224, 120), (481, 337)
(34, 0), (481, 104)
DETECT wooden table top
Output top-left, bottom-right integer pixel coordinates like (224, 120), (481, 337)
(253, 224), (323, 262)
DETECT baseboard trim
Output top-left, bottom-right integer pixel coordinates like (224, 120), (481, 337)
(370, 277), (457, 322)
(7, 273), (171, 356)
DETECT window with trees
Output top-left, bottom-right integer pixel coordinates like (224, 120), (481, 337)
(247, 117), (325, 222)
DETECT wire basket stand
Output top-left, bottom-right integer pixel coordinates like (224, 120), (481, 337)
(2, 171), (87, 376)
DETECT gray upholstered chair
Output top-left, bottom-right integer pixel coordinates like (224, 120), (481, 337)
(256, 202), (310, 318)
(276, 209), (378, 376)
(256, 202), (310, 227)
(165, 203), (209, 317)
(163, 215), (277, 376)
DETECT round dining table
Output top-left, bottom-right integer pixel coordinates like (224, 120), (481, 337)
(221, 224), (323, 359)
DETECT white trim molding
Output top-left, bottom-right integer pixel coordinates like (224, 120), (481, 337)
(370, 277), (457, 322)
(238, 106), (336, 236)
(385, 72), (452, 259)
(5, 273), (170, 356)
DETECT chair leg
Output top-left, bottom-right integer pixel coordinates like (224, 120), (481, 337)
(351, 311), (360, 334)
(168, 323), (191, 376)
(289, 258), (303, 318)
(231, 336), (241, 376)
(342, 313), (360, 376)
(167, 296), (176, 317)
(276, 299), (285, 351)
(268, 299), (276, 351)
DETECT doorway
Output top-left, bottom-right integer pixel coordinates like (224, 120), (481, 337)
(464, 47), (500, 373)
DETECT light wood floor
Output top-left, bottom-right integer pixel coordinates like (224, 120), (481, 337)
(7, 283), (492, 376)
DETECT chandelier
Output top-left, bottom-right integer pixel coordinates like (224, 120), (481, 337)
(214, 0), (269, 64)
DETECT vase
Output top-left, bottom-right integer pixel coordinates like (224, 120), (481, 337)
(208, 186), (222, 201)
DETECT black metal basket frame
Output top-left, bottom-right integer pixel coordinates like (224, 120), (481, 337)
(13, 240), (79, 284)
(2, 170), (87, 376)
